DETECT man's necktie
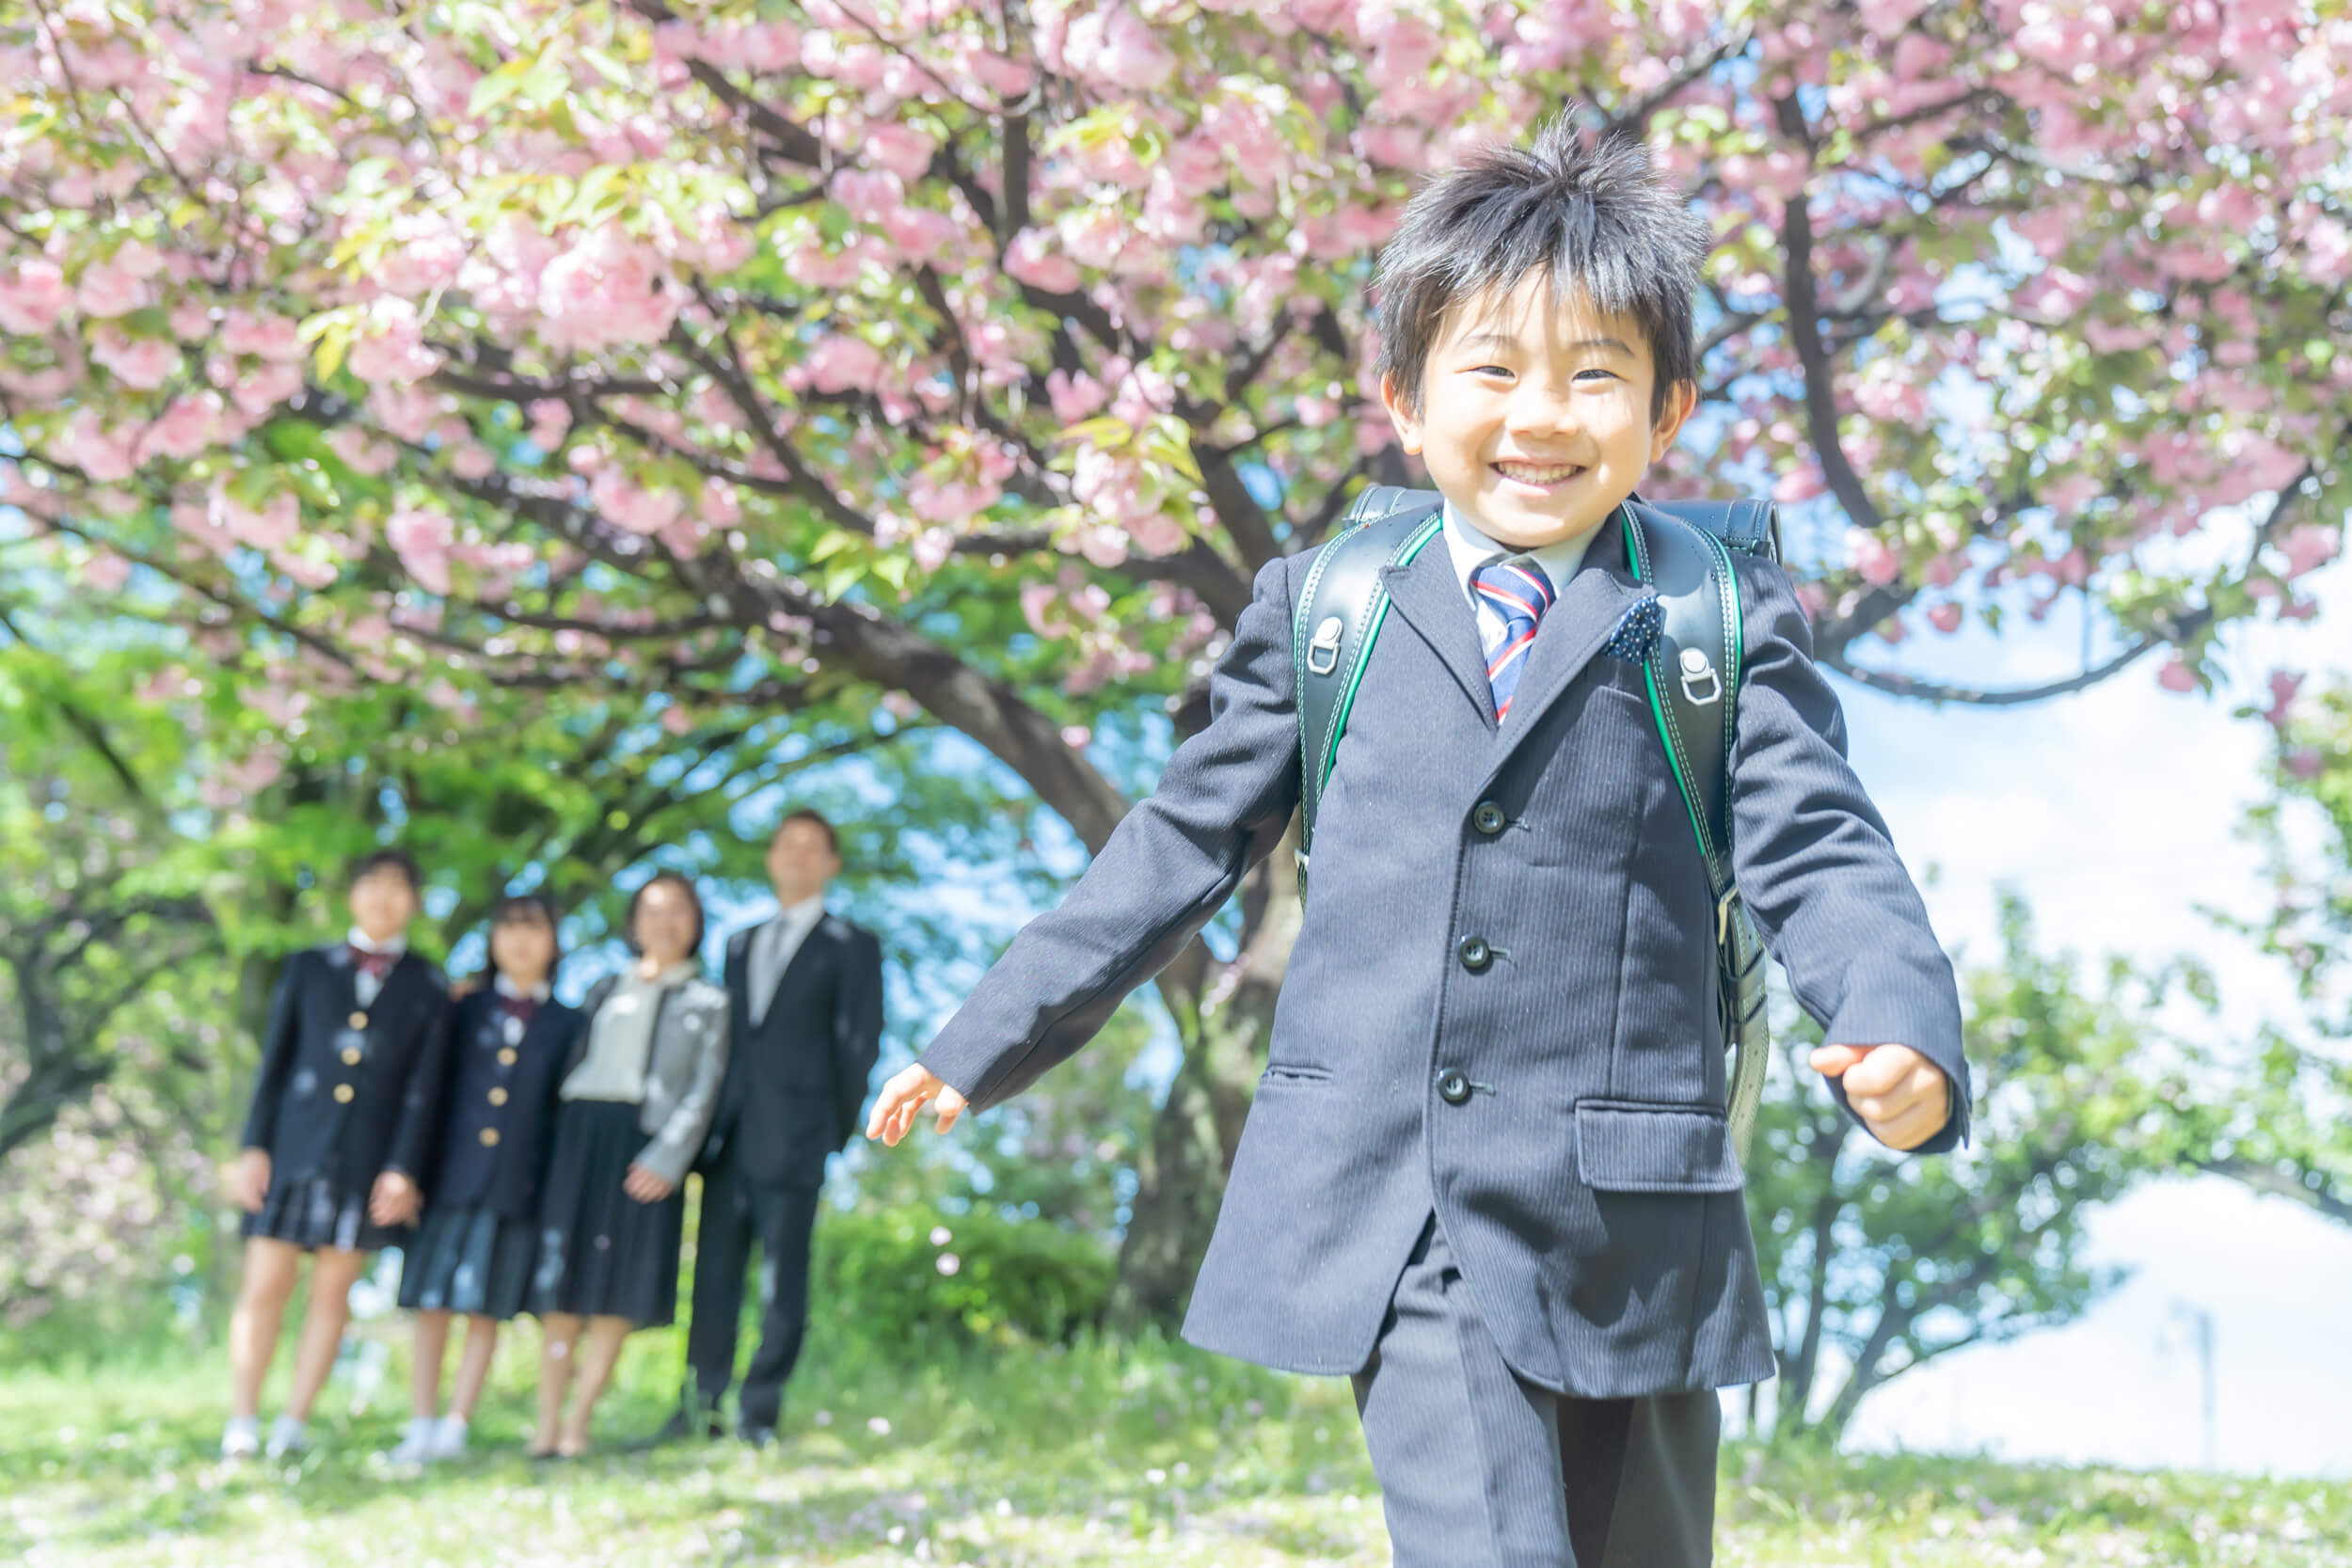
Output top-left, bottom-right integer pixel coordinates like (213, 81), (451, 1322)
(1470, 556), (1557, 721)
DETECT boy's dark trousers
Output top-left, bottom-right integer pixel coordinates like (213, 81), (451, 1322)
(1356, 1215), (1718, 1567)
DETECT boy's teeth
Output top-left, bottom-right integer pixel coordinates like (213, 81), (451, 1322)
(1498, 463), (1581, 482)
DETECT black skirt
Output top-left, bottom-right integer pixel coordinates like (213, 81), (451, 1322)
(529, 1099), (684, 1326)
(242, 1175), (405, 1254)
(398, 1206), (538, 1319)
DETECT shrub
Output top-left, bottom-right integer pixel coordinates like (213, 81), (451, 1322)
(809, 1202), (1113, 1347)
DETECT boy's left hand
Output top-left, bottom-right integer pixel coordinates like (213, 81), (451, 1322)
(1808, 1043), (1951, 1150)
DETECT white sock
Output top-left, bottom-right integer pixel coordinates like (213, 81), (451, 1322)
(265, 1414), (309, 1457)
(429, 1414), (469, 1456)
(389, 1416), (437, 1463)
(221, 1416), (261, 1458)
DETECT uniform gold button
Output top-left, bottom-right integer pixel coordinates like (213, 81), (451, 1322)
(498, 1049), (517, 1066)
(333, 1085), (356, 1103)
(479, 1127), (501, 1147)
(488, 1087), (508, 1106)
(342, 1048), (362, 1066)
(348, 1012), (368, 1029)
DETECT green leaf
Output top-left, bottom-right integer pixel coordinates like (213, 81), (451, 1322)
(466, 62), (527, 119)
(578, 45), (631, 87)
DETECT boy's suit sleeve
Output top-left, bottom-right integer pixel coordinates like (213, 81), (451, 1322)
(239, 950), (306, 1152)
(1726, 557), (1972, 1153)
(919, 555), (1303, 1113)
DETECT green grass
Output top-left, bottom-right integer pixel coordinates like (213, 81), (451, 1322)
(5, 1319), (2346, 1566)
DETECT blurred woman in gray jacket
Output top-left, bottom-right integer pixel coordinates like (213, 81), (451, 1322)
(527, 872), (728, 1458)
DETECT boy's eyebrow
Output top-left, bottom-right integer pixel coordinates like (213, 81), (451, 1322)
(1452, 327), (1638, 356)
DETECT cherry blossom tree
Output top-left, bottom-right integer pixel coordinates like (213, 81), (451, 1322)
(5, 0), (2348, 1316)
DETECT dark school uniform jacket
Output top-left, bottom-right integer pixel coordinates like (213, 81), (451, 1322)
(411, 989), (586, 1219)
(241, 943), (451, 1189)
(706, 913), (885, 1187)
(916, 519), (1973, 1401)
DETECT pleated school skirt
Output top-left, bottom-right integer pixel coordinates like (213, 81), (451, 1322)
(528, 1098), (684, 1326)
(397, 1206), (539, 1319)
(242, 1174), (405, 1254)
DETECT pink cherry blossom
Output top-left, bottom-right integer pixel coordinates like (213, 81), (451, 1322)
(347, 299), (442, 385)
(2278, 523), (2341, 579)
(2155, 655), (2199, 693)
(386, 505), (456, 594)
(141, 393), (224, 461)
(89, 328), (183, 390)
(804, 333), (886, 394)
(0, 260), (71, 333)
(866, 121), (937, 181)
(537, 226), (679, 352)
(1927, 602), (1963, 634)
(1005, 229), (1080, 293)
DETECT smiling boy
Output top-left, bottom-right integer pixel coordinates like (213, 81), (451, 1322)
(868, 120), (1969, 1565)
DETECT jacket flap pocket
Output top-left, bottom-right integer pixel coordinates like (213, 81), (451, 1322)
(1575, 1100), (1743, 1194)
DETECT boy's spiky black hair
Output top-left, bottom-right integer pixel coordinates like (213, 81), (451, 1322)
(1374, 115), (1712, 423)
(347, 847), (421, 894)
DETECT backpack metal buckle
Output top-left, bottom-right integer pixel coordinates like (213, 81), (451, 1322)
(1306, 615), (1344, 677)
(1678, 646), (1722, 705)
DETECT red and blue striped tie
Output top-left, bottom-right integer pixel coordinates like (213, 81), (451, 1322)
(1470, 556), (1557, 721)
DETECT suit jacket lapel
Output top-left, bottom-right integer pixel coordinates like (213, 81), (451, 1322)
(760, 917), (834, 1029)
(1488, 514), (1644, 768)
(1377, 545), (1498, 729)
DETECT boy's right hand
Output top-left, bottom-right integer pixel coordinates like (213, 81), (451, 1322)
(226, 1148), (271, 1212)
(866, 1063), (968, 1147)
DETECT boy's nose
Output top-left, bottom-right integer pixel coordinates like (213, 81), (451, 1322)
(1504, 381), (1581, 436)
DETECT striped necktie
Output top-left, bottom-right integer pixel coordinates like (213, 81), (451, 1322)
(1470, 556), (1557, 721)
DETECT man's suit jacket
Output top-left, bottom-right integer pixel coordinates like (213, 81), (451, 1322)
(412, 989), (586, 1219)
(918, 517), (1971, 1401)
(707, 913), (884, 1188)
(241, 944), (450, 1187)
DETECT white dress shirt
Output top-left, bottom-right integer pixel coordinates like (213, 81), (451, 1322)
(749, 895), (828, 1028)
(1440, 499), (1597, 662)
(346, 927), (407, 1007)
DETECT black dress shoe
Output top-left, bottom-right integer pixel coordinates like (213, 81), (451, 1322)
(647, 1403), (724, 1446)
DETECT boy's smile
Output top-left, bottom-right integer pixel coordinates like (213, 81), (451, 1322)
(1382, 275), (1694, 552)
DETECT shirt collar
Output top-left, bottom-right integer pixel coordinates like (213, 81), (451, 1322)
(633, 958), (702, 989)
(1440, 499), (1597, 604)
(773, 894), (827, 929)
(347, 927), (407, 958)
(494, 974), (553, 1003)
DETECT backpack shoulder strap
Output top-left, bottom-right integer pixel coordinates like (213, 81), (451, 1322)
(1293, 485), (1446, 895)
(1622, 493), (1779, 1164)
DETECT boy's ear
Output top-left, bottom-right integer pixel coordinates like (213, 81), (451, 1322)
(1648, 379), (1698, 464)
(1377, 373), (1424, 456)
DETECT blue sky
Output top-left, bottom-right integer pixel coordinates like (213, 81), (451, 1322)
(1827, 550), (2352, 1477)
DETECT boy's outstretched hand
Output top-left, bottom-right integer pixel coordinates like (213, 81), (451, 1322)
(866, 1063), (969, 1147)
(1808, 1043), (1952, 1150)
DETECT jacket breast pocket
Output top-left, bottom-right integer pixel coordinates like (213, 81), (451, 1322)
(1574, 1099), (1742, 1194)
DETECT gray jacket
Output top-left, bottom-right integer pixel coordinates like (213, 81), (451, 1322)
(570, 972), (731, 1186)
(918, 520), (1970, 1401)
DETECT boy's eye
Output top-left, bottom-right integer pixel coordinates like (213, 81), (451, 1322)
(1470, 364), (1513, 377)
(1575, 368), (1618, 383)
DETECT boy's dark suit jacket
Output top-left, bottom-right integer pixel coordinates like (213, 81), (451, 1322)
(411, 989), (586, 1218)
(241, 943), (450, 1187)
(919, 519), (1972, 1401)
(706, 914), (885, 1187)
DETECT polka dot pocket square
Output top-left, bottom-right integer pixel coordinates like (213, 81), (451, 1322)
(1602, 594), (1664, 663)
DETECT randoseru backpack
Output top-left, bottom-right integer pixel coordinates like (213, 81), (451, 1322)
(1290, 485), (1781, 1163)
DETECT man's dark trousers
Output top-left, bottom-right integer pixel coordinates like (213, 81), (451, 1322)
(1355, 1214), (1719, 1567)
(683, 911), (883, 1431)
(687, 1158), (823, 1430)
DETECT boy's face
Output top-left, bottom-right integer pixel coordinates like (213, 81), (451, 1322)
(1382, 275), (1694, 552)
(767, 819), (841, 906)
(348, 869), (418, 942)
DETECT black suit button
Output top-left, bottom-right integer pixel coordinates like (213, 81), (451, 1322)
(1457, 936), (1492, 973)
(1471, 801), (1506, 836)
(1438, 1069), (1471, 1105)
